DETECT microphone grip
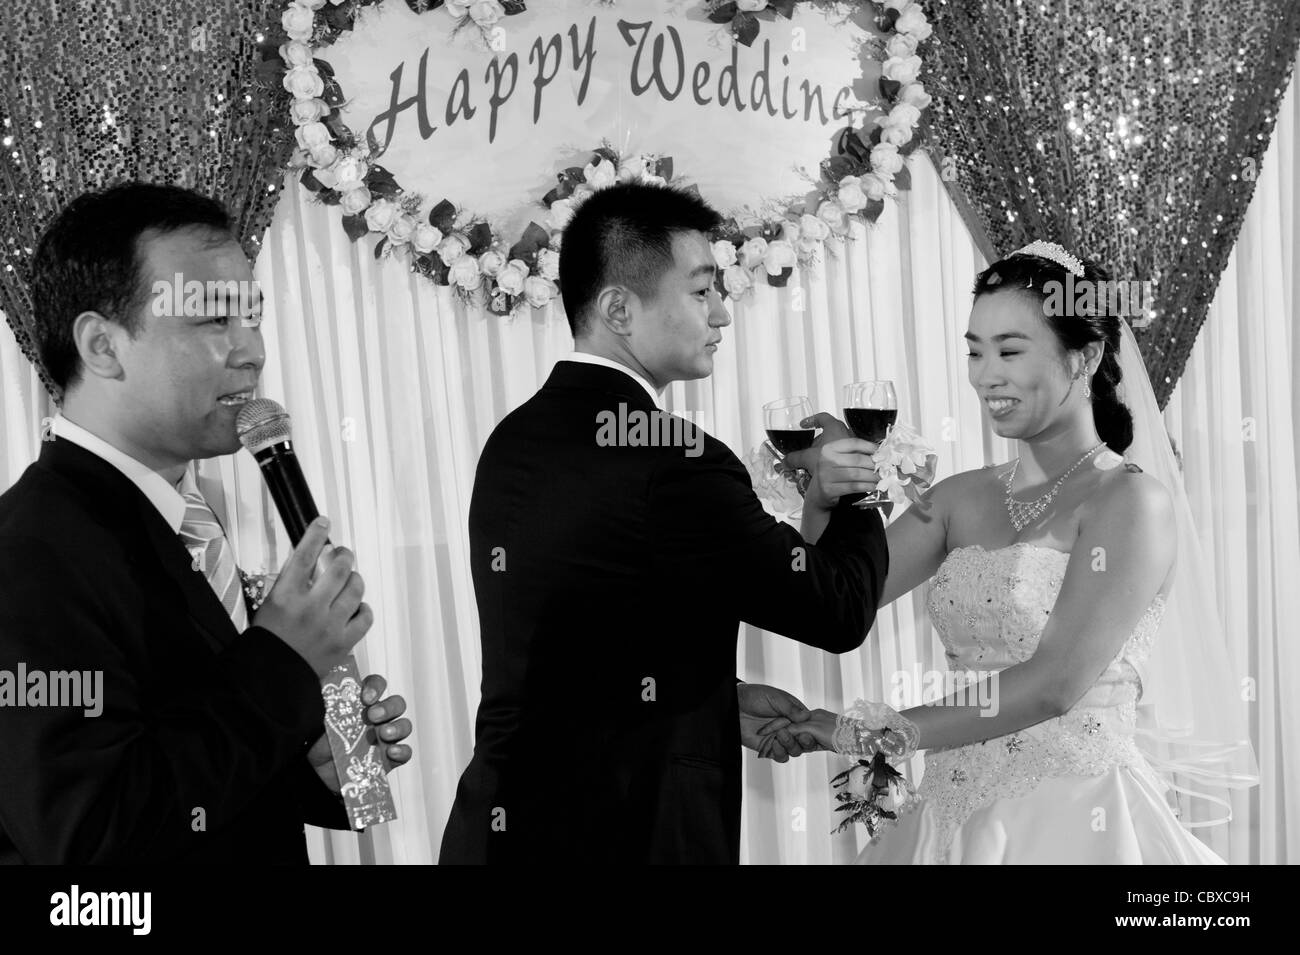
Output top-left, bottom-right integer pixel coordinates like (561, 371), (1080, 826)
(252, 441), (319, 546)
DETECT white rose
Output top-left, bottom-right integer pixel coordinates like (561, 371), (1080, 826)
(870, 143), (905, 176)
(523, 276), (556, 308)
(711, 240), (738, 269)
(860, 173), (893, 203)
(279, 40), (315, 68)
(618, 156), (646, 182)
(547, 198), (577, 232)
(763, 240), (797, 276)
(446, 0), (473, 16)
(287, 147), (311, 170)
(899, 82), (932, 110)
(437, 233), (471, 266)
(387, 215), (416, 246)
(739, 237), (768, 270)
(331, 156), (368, 192)
(283, 67), (324, 99)
(879, 122), (913, 147)
(294, 121), (331, 150)
(469, 0), (504, 27)
(308, 143), (338, 168)
(313, 162), (340, 190)
(799, 213), (830, 240)
(495, 259), (529, 295)
(895, 6), (933, 40)
(583, 157), (617, 189)
(816, 199), (848, 234)
(363, 199), (399, 234)
(882, 54), (923, 86)
(536, 248), (560, 281)
(722, 264), (752, 298)
(888, 103), (922, 129)
(836, 176), (869, 214)
(736, 0), (768, 10)
(339, 186), (371, 216)
(449, 255), (483, 291)
(886, 32), (919, 58)
(879, 777), (908, 813)
(478, 250), (506, 277)
(282, 5), (317, 41)
(412, 224), (443, 254)
(844, 765), (873, 800)
(297, 0), (327, 9)
(289, 98), (328, 125)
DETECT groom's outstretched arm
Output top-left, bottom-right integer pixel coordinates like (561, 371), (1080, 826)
(648, 437), (887, 653)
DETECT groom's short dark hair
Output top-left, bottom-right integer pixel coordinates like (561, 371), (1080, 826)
(559, 182), (721, 338)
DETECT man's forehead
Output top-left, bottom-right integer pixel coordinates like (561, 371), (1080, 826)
(137, 226), (249, 278)
(669, 230), (714, 270)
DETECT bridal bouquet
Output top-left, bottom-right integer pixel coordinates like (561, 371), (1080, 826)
(831, 751), (915, 836)
(871, 422), (936, 505)
(743, 443), (808, 517)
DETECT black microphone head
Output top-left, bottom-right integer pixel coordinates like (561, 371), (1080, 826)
(236, 398), (293, 455)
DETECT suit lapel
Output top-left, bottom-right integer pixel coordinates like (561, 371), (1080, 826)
(40, 438), (241, 654)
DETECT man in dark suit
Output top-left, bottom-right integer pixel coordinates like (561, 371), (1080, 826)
(0, 183), (413, 863)
(440, 183), (889, 864)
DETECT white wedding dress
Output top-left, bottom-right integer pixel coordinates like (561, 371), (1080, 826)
(854, 542), (1224, 865)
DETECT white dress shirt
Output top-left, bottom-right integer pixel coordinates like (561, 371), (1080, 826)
(563, 351), (662, 409)
(51, 414), (188, 533)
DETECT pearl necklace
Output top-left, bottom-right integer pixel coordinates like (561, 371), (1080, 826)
(1003, 443), (1106, 531)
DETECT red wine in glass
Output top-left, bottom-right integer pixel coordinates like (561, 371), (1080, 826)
(842, 380), (898, 508)
(843, 408), (898, 444)
(766, 428), (816, 455)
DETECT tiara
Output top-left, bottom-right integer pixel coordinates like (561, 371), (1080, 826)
(1011, 240), (1085, 277)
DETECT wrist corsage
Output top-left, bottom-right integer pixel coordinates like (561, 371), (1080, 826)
(829, 699), (920, 836)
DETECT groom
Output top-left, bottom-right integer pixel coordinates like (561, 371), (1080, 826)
(439, 183), (888, 864)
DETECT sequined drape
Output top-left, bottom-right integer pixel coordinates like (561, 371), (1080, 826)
(924, 0), (1300, 407)
(0, 1), (293, 401)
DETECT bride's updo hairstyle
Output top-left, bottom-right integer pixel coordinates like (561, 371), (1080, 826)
(972, 250), (1135, 453)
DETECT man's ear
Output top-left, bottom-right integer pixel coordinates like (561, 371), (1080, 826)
(593, 285), (636, 338)
(71, 310), (126, 381)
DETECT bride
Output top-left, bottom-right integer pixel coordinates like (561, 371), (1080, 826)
(769, 241), (1256, 865)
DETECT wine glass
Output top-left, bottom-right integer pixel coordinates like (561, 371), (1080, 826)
(763, 396), (816, 455)
(842, 380), (897, 508)
(762, 396), (815, 515)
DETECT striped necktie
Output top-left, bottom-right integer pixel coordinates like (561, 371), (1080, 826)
(177, 470), (249, 632)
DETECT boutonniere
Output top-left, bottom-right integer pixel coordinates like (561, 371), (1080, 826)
(239, 570), (275, 613)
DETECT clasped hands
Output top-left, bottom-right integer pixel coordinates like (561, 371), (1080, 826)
(738, 682), (839, 762)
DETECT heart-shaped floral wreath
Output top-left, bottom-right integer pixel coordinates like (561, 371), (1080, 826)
(266, 0), (931, 314)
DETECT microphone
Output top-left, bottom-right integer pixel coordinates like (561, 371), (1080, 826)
(235, 397), (398, 831)
(235, 398), (320, 545)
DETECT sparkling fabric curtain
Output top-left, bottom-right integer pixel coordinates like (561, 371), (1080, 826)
(0, 0), (292, 401)
(924, 0), (1300, 407)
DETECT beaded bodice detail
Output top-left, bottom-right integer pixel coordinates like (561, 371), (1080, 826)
(912, 543), (1166, 862)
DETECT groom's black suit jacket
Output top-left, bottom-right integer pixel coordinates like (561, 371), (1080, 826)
(0, 437), (349, 864)
(439, 361), (888, 864)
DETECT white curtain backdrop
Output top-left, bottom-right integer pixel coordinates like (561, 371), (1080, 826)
(1, 79), (1295, 865)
